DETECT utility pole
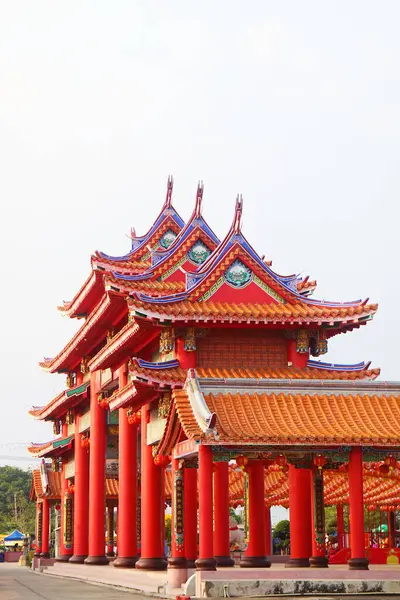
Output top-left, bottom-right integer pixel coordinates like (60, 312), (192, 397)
(13, 492), (18, 522)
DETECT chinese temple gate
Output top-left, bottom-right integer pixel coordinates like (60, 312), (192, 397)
(29, 178), (400, 582)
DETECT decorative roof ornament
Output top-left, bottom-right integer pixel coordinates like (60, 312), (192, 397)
(164, 174), (174, 208)
(233, 193), (243, 234)
(159, 228), (177, 249)
(187, 239), (211, 265)
(195, 181), (204, 218)
(224, 259), (252, 288)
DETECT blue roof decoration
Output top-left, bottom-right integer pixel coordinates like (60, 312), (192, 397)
(136, 359), (179, 370)
(96, 176), (185, 262)
(307, 360), (371, 372)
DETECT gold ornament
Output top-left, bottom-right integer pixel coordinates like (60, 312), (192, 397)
(296, 329), (309, 353)
(159, 328), (175, 354)
(158, 392), (172, 418)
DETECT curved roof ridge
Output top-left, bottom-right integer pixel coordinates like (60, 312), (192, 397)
(307, 359), (371, 372)
(96, 176), (185, 262)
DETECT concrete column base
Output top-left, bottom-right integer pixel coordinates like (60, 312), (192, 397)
(136, 557), (168, 570)
(69, 554), (87, 564)
(285, 557), (310, 568)
(310, 555), (328, 568)
(167, 566), (188, 589)
(195, 557), (217, 571)
(113, 556), (139, 568)
(84, 555), (109, 565)
(348, 557), (369, 570)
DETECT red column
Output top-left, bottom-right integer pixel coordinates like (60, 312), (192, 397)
(195, 445), (216, 570)
(214, 462), (234, 566)
(286, 465), (312, 568)
(58, 423), (73, 561)
(114, 408), (138, 566)
(184, 467), (198, 568)
(240, 461), (270, 568)
(70, 411), (90, 563)
(84, 371), (107, 565)
(348, 447), (369, 570)
(176, 337), (197, 370)
(34, 502), (42, 557)
(168, 458), (187, 587)
(310, 469), (328, 568)
(106, 503), (115, 557)
(40, 498), (50, 558)
(337, 504), (345, 550)
(287, 339), (309, 368)
(265, 506), (272, 555)
(136, 404), (167, 570)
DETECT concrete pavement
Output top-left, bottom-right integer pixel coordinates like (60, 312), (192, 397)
(0, 562), (153, 600)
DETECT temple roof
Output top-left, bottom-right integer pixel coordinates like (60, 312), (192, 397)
(165, 372), (400, 448)
(30, 382), (90, 421)
(41, 292), (126, 373)
(28, 435), (74, 458)
(128, 358), (380, 388)
(30, 467), (61, 501)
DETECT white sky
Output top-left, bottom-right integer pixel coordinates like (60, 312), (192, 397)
(0, 1), (399, 467)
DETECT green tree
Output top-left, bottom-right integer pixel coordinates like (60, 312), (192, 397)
(229, 507), (243, 524)
(0, 466), (36, 534)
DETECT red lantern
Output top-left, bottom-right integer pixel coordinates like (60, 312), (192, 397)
(235, 455), (248, 470)
(314, 455), (327, 471)
(55, 504), (61, 511)
(67, 484), (75, 494)
(154, 454), (171, 467)
(275, 455), (287, 470)
(133, 410), (142, 424)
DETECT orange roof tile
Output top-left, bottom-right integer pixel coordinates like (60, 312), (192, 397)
(172, 389), (400, 446)
(105, 275), (185, 295)
(129, 362), (379, 385)
(128, 297), (377, 327)
(105, 478), (119, 498)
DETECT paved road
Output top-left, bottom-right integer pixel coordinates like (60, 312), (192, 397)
(0, 563), (150, 600)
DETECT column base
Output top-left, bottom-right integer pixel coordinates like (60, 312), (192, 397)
(40, 552), (50, 559)
(215, 555), (235, 567)
(285, 557), (310, 568)
(84, 555), (109, 565)
(69, 554), (88, 563)
(136, 557), (168, 570)
(348, 557), (369, 570)
(33, 552), (41, 558)
(113, 556), (139, 568)
(56, 554), (73, 562)
(106, 551), (115, 557)
(309, 555), (329, 568)
(186, 559), (196, 569)
(195, 557), (217, 571)
(168, 557), (188, 569)
(240, 556), (271, 568)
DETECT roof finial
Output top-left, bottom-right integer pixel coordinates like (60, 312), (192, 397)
(164, 175), (174, 208)
(195, 180), (204, 217)
(233, 193), (243, 233)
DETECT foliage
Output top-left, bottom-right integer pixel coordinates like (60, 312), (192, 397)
(229, 507), (243, 524)
(165, 514), (172, 549)
(273, 519), (290, 540)
(0, 466), (36, 535)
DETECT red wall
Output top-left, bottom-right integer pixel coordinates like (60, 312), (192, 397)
(196, 329), (287, 369)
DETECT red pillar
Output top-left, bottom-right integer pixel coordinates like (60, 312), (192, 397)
(168, 458), (187, 587)
(348, 447), (369, 570)
(195, 445), (216, 571)
(337, 504), (345, 550)
(106, 503), (115, 557)
(58, 423), (73, 561)
(265, 506), (272, 555)
(136, 404), (167, 570)
(70, 411), (90, 563)
(310, 469), (328, 568)
(34, 502), (42, 557)
(40, 498), (50, 558)
(114, 365), (138, 567)
(214, 462), (234, 566)
(84, 371), (107, 565)
(287, 339), (309, 368)
(286, 465), (312, 568)
(184, 467), (198, 568)
(240, 461), (270, 568)
(176, 337), (197, 370)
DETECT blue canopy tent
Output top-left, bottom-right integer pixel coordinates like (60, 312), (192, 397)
(3, 530), (24, 545)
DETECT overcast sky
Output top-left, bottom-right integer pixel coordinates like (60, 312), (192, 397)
(1, 1), (399, 470)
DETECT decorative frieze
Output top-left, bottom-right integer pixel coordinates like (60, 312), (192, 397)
(160, 327), (175, 354)
(157, 392), (172, 418)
